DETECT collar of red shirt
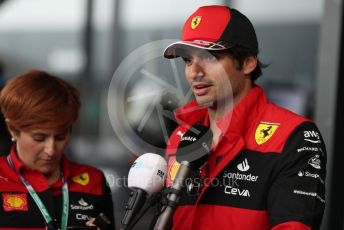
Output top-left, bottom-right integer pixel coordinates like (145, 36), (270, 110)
(174, 86), (267, 144)
(8, 145), (73, 182)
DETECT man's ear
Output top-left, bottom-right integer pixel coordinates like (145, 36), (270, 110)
(243, 56), (257, 75)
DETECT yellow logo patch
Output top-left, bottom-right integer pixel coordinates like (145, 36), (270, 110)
(3, 194), (28, 211)
(191, 16), (202, 29)
(169, 160), (180, 182)
(73, 172), (90, 186)
(255, 122), (279, 145)
(5, 196), (25, 208)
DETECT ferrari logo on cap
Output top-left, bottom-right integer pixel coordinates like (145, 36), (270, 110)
(191, 16), (202, 29)
(3, 194), (28, 211)
(73, 172), (90, 186)
(255, 122), (279, 145)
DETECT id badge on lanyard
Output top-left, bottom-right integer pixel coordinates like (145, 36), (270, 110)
(7, 155), (69, 230)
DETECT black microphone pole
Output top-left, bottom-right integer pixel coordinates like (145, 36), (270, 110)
(154, 123), (213, 230)
(121, 189), (147, 229)
(154, 161), (190, 230)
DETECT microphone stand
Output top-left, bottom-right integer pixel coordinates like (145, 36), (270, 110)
(121, 189), (147, 228)
(154, 162), (190, 230)
(121, 192), (161, 230)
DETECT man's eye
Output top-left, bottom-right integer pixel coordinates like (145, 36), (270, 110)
(182, 57), (192, 64)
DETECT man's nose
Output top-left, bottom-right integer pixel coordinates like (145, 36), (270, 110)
(189, 59), (205, 81)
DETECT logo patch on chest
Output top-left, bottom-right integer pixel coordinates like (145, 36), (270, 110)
(2, 193), (28, 211)
(255, 122), (279, 145)
(168, 160), (181, 183)
(73, 172), (90, 186)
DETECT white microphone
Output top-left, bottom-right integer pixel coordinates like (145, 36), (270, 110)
(121, 153), (167, 229)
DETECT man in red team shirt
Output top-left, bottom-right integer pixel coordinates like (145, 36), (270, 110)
(163, 5), (326, 230)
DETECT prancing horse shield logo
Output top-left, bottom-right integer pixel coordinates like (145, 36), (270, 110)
(73, 172), (90, 186)
(191, 16), (202, 29)
(255, 122), (279, 145)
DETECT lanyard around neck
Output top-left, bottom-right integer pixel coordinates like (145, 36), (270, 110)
(7, 155), (69, 230)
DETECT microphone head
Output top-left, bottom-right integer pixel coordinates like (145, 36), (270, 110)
(128, 153), (167, 196)
(176, 123), (213, 169)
